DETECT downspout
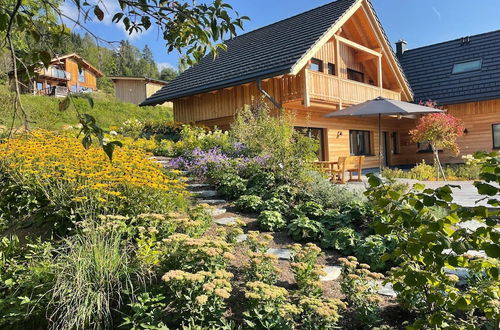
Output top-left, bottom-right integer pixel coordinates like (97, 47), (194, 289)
(257, 79), (282, 112)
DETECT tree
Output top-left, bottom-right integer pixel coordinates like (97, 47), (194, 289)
(409, 111), (465, 180)
(159, 67), (178, 82)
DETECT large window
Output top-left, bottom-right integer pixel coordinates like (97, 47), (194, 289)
(391, 132), (400, 154)
(349, 130), (371, 156)
(493, 124), (500, 149)
(295, 127), (325, 160)
(78, 70), (86, 83)
(452, 59), (482, 74)
(347, 68), (364, 83)
(309, 58), (323, 72)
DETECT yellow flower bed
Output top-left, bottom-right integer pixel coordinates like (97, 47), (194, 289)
(0, 130), (188, 219)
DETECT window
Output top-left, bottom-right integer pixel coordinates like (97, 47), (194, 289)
(71, 85), (77, 92)
(36, 82), (43, 90)
(493, 124), (500, 149)
(452, 59), (482, 74)
(327, 63), (335, 75)
(391, 132), (400, 154)
(347, 68), (364, 82)
(417, 142), (433, 153)
(295, 127), (325, 160)
(349, 130), (371, 156)
(309, 58), (323, 72)
(78, 70), (85, 82)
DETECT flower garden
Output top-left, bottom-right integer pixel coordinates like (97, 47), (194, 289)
(0, 103), (499, 329)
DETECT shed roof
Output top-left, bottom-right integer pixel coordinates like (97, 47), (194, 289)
(109, 76), (168, 85)
(398, 29), (500, 105)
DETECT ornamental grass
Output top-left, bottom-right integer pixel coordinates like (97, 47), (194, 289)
(0, 130), (188, 223)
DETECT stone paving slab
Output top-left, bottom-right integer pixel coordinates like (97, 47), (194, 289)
(195, 190), (218, 198)
(209, 208), (227, 216)
(236, 234), (248, 243)
(266, 248), (291, 260)
(444, 267), (470, 286)
(215, 217), (238, 225)
(377, 282), (397, 297)
(442, 248), (487, 258)
(202, 199), (227, 205)
(320, 266), (342, 281)
(188, 183), (212, 189)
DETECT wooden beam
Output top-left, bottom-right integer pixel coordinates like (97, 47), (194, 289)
(378, 55), (383, 92)
(335, 37), (342, 109)
(355, 52), (378, 62)
(304, 70), (310, 107)
(290, 0), (363, 75)
(335, 35), (381, 57)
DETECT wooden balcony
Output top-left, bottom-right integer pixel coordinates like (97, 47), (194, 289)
(39, 67), (71, 80)
(305, 69), (400, 106)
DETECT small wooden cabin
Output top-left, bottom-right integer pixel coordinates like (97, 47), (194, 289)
(31, 53), (103, 97)
(398, 30), (500, 163)
(110, 76), (172, 106)
(142, 0), (425, 168)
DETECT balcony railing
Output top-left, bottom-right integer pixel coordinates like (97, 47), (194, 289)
(306, 69), (401, 105)
(39, 67), (71, 80)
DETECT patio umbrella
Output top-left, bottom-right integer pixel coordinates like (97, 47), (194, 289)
(324, 97), (444, 172)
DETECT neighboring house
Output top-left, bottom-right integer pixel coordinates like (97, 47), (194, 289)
(398, 30), (500, 163)
(25, 53), (103, 97)
(142, 0), (419, 168)
(109, 76), (172, 106)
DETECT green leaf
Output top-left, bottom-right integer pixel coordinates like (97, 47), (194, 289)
(94, 6), (104, 21)
(59, 97), (70, 112)
(103, 141), (123, 162)
(367, 174), (382, 187)
(484, 243), (500, 258)
(455, 296), (469, 310)
(40, 51), (52, 66)
(82, 135), (92, 149)
(475, 182), (498, 196)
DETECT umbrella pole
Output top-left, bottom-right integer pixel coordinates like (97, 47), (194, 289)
(378, 113), (382, 174)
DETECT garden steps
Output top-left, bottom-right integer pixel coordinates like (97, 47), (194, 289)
(194, 190), (219, 198)
(320, 266), (342, 282)
(214, 217), (238, 225)
(201, 199), (227, 205)
(187, 183), (212, 190)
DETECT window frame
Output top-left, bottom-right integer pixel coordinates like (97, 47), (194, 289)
(295, 126), (326, 161)
(78, 69), (86, 83)
(391, 132), (400, 154)
(327, 63), (335, 75)
(347, 68), (364, 83)
(451, 59), (482, 74)
(309, 58), (324, 72)
(349, 130), (372, 156)
(493, 123), (500, 149)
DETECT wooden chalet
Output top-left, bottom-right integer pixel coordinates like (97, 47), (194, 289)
(22, 53), (103, 97)
(141, 0), (430, 168)
(109, 76), (171, 106)
(398, 30), (500, 163)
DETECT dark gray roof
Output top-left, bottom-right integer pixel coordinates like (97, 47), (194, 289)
(399, 29), (500, 105)
(140, 0), (358, 106)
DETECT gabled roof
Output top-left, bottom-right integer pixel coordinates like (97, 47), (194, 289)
(399, 29), (500, 105)
(51, 53), (104, 77)
(109, 76), (168, 85)
(141, 0), (360, 106)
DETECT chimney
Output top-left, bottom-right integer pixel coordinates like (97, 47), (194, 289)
(395, 39), (407, 56)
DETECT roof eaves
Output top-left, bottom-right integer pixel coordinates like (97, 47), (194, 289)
(140, 66), (292, 106)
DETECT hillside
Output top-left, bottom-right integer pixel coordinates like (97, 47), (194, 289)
(0, 86), (173, 131)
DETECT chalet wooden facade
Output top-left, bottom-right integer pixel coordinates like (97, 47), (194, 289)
(142, 0), (497, 168)
(29, 54), (103, 97)
(109, 76), (172, 106)
(398, 30), (500, 164)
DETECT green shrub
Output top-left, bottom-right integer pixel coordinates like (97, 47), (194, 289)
(140, 120), (184, 141)
(0, 236), (55, 329)
(319, 209), (352, 231)
(298, 296), (345, 330)
(257, 211), (286, 232)
(287, 216), (324, 242)
(234, 195), (263, 213)
(321, 227), (359, 254)
(243, 281), (298, 329)
(294, 201), (324, 219)
(355, 235), (398, 271)
(289, 243), (325, 296)
(50, 230), (136, 330)
(120, 292), (168, 329)
(215, 173), (247, 200)
(260, 197), (288, 213)
(161, 269), (233, 328)
(245, 170), (276, 196)
(243, 252), (280, 285)
(300, 171), (366, 209)
(409, 160), (435, 180)
(339, 257), (384, 328)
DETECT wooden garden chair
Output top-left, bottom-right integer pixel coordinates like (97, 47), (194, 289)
(346, 156), (365, 182)
(331, 157), (347, 184)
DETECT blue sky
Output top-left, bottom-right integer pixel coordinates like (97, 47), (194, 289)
(73, 0), (500, 70)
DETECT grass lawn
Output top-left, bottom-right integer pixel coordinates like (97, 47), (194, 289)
(0, 85), (173, 131)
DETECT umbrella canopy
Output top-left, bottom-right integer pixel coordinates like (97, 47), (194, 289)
(325, 97), (444, 118)
(324, 97), (444, 173)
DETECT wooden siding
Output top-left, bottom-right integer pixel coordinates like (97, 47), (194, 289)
(65, 58), (97, 90)
(114, 80), (146, 105)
